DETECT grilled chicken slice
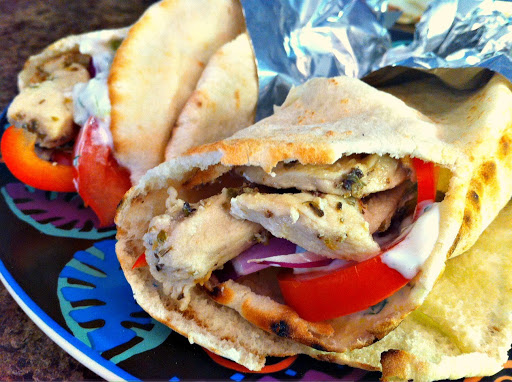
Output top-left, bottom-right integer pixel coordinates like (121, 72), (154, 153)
(363, 182), (408, 233)
(25, 52), (91, 85)
(237, 154), (410, 198)
(230, 192), (381, 262)
(143, 187), (261, 305)
(7, 52), (91, 148)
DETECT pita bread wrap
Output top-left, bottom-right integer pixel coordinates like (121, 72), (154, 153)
(165, 32), (257, 159)
(109, 0), (246, 183)
(116, 72), (512, 375)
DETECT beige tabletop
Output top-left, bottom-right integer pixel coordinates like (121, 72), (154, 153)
(0, 1), (155, 379)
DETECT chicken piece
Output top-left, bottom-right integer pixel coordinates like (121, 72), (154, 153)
(8, 54), (91, 148)
(143, 187), (262, 305)
(237, 154), (410, 198)
(26, 52), (91, 86)
(363, 182), (408, 233)
(8, 83), (76, 148)
(230, 192), (380, 262)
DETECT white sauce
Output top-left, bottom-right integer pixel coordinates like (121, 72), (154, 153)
(382, 203), (440, 279)
(73, 75), (111, 123)
(72, 36), (121, 145)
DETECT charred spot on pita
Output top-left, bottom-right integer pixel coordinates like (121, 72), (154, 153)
(446, 231), (462, 259)
(207, 283), (235, 305)
(499, 134), (512, 159)
(208, 285), (223, 299)
(463, 211), (473, 229)
(271, 320), (290, 337)
(479, 161), (497, 184)
(470, 178), (484, 199)
(468, 189), (480, 209)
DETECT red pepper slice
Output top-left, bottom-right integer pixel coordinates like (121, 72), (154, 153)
(203, 348), (298, 374)
(1, 126), (75, 192)
(132, 252), (148, 269)
(278, 158), (437, 322)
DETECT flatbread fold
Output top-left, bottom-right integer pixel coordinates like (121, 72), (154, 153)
(165, 32), (257, 159)
(109, 0), (246, 183)
(116, 72), (512, 377)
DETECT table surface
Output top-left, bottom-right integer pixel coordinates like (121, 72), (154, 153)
(0, 1), (156, 379)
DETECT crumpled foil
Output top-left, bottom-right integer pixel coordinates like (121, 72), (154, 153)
(241, 0), (512, 120)
(379, 0), (512, 78)
(240, 0), (394, 120)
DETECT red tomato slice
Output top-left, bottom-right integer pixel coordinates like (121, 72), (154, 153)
(50, 149), (74, 166)
(278, 255), (409, 322)
(203, 348), (298, 374)
(412, 158), (438, 216)
(0, 126), (75, 192)
(278, 159), (437, 322)
(73, 117), (131, 227)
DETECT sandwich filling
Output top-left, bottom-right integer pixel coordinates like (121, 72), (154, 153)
(7, 32), (124, 153)
(142, 154), (440, 321)
(3, 29), (132, 226)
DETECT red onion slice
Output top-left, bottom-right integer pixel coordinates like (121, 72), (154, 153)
(231, 238), (297, 276)
(250, 252), (333, 268)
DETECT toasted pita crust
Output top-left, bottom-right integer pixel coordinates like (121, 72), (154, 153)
(109, 0), (246, 183)
(165, 32), (257, 159)
(116, 73), (512, 371)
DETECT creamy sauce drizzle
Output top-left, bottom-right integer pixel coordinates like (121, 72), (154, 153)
(72, 36), (120, 147)
(382, 203), (440, 279)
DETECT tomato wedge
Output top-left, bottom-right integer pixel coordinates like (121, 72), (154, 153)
(203, 348), (298, 374)
(278, 158), (437, 322)
(0, 126), (75, 192)
(412, 157), (438, 217)
(73, 116), (131, 227)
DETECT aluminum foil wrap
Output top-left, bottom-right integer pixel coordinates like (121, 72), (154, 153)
(240, 0), (393, 119)
(241, 0), (512, 120)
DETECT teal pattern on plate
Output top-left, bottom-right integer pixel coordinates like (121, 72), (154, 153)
(1, 183), (116, 239)
(57, 239), (172, 364)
